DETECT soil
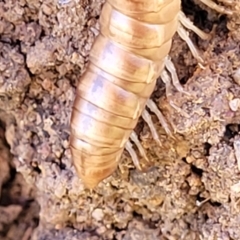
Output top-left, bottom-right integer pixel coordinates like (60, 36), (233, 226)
(0, 0), (240, 239)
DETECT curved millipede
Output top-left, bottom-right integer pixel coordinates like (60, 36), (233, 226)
(70, 0), (233, 189)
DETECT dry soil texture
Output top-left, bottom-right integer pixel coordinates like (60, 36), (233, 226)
(0, 0), (240, 239)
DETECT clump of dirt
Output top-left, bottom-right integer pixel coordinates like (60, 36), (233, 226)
(0, 0), (240, 239)
(0, 120), (39, 240)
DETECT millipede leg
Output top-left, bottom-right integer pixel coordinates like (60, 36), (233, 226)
(161, 69), (175, 102)
(146, 99), (172, 136)
(130, 131), (149, 163)
(142, 109), (161, 145)
(177, 24), (204, 64)
(125, 131), (150, 171)
(178, 11), (210, 40)
(161, 70), (190, 119)
(125, 140), (142, 171)
(164, 56), (190, 96)
(198, 0), (233, 15)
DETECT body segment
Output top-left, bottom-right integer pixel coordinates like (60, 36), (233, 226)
(70, 0), (181, 188)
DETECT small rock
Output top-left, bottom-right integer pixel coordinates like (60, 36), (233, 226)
(229, 98), (240, 111)
(92, 208), (104, 221)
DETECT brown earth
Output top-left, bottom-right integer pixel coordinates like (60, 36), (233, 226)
(0, 0), (240, 239)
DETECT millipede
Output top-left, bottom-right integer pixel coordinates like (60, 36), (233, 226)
(70, 0), (233, 189)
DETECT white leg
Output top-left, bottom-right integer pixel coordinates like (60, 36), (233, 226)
(130, 131), (149, 163)
(199, 0), (233, 15)
(125, 131), (150, 171)
(142, 109), (161, 145)
(146, 99), (173, 136)
(177, 24), (204, 64)
(161, 70), (190, 118)
(178, 11), (210, 40)
(125, 139), (142, 171)
(164, 56), (191, 96)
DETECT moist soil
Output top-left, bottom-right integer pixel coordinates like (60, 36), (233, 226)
(0, 0), (240, 239)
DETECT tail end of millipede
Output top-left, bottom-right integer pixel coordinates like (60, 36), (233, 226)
(73, 164), (109, 190)
(70, 136), (123, 189)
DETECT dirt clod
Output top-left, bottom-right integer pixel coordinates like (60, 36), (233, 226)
(0, 0), (240, 239)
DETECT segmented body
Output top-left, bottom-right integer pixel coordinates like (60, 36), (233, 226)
(70, 0), (181, 189)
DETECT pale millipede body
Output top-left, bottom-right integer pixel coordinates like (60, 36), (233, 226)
(70, 0), (233, 189)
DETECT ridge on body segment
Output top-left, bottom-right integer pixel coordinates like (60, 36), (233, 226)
(70, 0), (181, 189)
(70, 0), (234, 189)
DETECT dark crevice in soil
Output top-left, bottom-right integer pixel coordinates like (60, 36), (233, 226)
(204, 142), (212, 156)
(191, 164), (203, 177)
(132, 210), (143, 219)
(133, 117), (145, 136)
(223, 124), (240, 142)
(182, 0), (228, 33)
(182, 157), (187, 163)
(111, 224), (124, 233)
(151, 78), (166, 100)
(182, 0), (213, 31)
(0, 119), (11, 149)
(215, 15), (229, 36)
(202, 213), (209, 221)
(31, 164), (42, 174)
(182, 157), (204, 177)
(196, 193), (207, 203)
(209, 201), (222, 207)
